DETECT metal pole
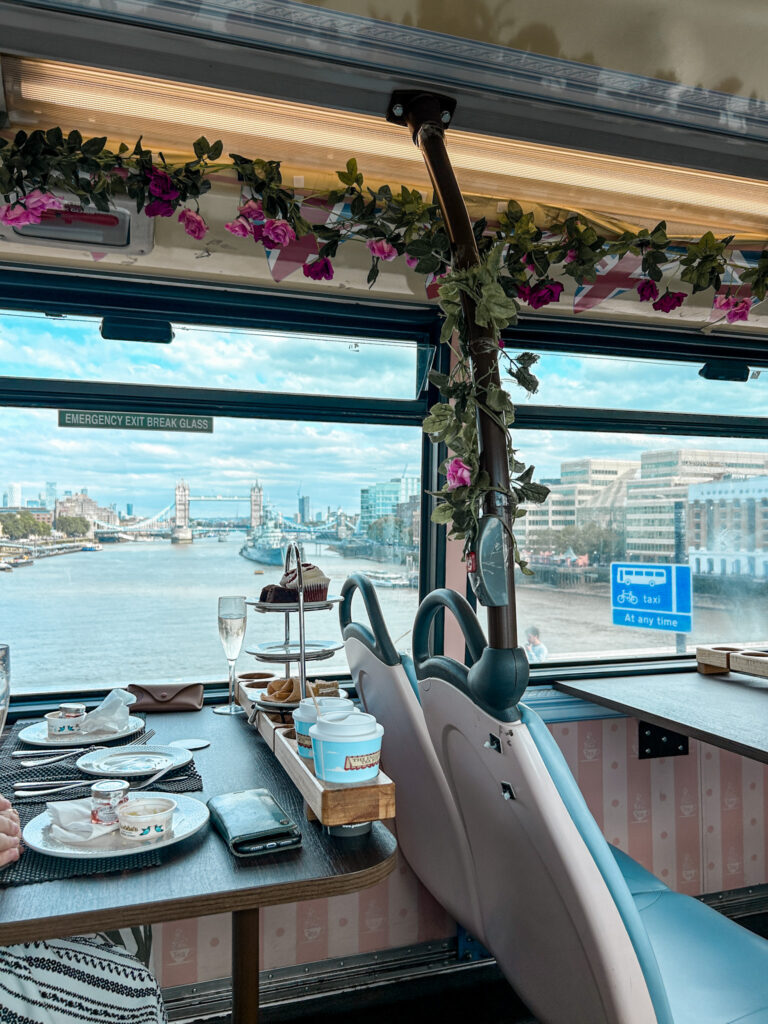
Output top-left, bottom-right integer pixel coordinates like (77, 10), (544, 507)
(390, 92), (518, 651)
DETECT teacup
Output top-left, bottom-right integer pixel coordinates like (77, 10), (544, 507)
(117, 797), (176, 841)
(292, 697), (356, 762)
(310, 711), (383, 784)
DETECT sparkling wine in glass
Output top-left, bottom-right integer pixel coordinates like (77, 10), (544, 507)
(214, 597), (247, 716)
(0, 645), (9, 738)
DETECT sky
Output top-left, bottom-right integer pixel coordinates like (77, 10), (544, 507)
(1, 311), (767, 518)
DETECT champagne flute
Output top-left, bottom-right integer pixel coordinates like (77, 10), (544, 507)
(0, 645), (9, 738)
(214, 597), (247, 716)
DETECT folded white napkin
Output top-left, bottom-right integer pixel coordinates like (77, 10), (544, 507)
(80, 689), (137, 735)
(46, 798), (118, 844)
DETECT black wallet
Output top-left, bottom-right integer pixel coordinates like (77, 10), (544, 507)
(207, 788), (302, 857)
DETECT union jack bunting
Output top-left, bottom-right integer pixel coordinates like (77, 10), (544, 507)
(263, 196), (353, 283)
(572, 253), (645, 313)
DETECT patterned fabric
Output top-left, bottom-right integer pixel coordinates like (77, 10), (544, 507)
(0, 935), (167, 1024)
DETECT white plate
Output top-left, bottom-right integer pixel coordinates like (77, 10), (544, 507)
(75, 744), (193, 777)
(22, 792), (210, 859)
(247, 595), (342, 613)
(18, 716), (145, 748)
(247, 640), (343, 663)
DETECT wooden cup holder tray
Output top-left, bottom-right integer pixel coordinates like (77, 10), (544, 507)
(239, 684), (395, 826)
(697, 643), (768, 678)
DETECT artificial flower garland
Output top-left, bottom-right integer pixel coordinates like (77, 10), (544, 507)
(2, 128), (766, 564)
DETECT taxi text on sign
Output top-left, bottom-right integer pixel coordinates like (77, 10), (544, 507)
(58, 410), (213, 433)
(610, 562), (692, 632)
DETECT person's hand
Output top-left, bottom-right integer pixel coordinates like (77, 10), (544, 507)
(0, 796), (21, 867)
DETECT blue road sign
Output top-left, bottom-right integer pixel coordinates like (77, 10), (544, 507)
(610, 562), (692, 632)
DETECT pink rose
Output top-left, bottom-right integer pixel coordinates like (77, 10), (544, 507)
(178, 208), (208, 239)
(225, 217), (252, 237)
(405, 254), (419, 269)
(446, 457), (472, 490)
(528, 280), (564, 309)
(714, 294), (736, 311)
(726, 299), (751, 323)
(145, 198), (175, 218)
(0, 190), (63, 227)
(652, 290), (686, 313)
(147, 168), (180, 201)
(262, 219), (296, 247)
(238, 199), (264, 221)
(367, 238), (398, 261)
(564, 248), (577, 264)
(498, 338), (505, 349)
(302, 257), (334, 281)
(0, 203), (36, 227)
(24, 190), (63, 216)
(516, 283), (532, 303)
(111, 165), (130, 180)
(637, 279), (659, 302)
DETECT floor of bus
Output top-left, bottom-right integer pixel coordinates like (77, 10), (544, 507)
(186, 912), (768, 1024)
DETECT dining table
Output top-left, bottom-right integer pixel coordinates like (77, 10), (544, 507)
(554, 667), (768, 764)
(0, 709), (397, 1024)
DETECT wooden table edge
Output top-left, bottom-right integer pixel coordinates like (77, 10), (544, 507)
(0, 842), (398, 944)
(553, 680), (768, 765)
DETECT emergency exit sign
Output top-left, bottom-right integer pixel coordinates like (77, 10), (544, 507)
(58, 410), (213, 433)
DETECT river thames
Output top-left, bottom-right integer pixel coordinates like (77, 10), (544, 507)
(1, 538), (750, 695)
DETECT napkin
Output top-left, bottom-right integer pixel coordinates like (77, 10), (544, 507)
(80, 689), (137, 734)
(46, 798), (118, 844)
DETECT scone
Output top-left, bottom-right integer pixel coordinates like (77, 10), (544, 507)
(262, 676), (301, 703)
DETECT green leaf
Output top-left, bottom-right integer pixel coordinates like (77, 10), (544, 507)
(430, 503), (455, 525)
(427, 370), (450, 389)
(207, 139), (223, 161)
(81, 136), (107, 157)
(193, 136), (210, 159)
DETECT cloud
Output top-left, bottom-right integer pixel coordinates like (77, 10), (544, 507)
(2, 314), (766, 515)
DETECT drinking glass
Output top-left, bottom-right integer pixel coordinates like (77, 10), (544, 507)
(214, 597), (247, 716)
(0, 645), (9, 738)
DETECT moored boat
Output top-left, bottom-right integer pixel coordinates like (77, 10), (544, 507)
(239, 525), (290, 566)
(8, 555), (33, 568)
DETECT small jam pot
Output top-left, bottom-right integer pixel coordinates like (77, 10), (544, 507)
(91, 779), (130, 824)
(44, 710), (83, 736)
(118, 797), (176, 841)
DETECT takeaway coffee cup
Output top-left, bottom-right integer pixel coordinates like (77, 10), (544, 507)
(309, 711), (383, 784)
(292, 697), (356, 762)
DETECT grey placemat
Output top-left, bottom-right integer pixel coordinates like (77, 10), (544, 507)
(0, 720), (203, 887)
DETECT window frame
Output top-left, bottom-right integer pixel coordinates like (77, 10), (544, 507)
(0, 269), (448, 708)
(3, 269), (768, 699)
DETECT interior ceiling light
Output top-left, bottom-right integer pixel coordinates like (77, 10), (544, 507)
(4, 56), (768, 238)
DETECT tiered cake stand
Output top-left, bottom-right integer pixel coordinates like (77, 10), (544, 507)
(241, 543), (395, 834)
(245, 543), (342, 705)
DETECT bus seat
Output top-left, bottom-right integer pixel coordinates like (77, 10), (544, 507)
(339, 574), (485, 942)
(610, 845), (669, 895)
(413, 590), (768, 1024)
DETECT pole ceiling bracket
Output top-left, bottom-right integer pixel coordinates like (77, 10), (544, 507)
(386, 90), (458, 143)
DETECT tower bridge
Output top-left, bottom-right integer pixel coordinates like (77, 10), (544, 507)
(92, 480), (263, 540)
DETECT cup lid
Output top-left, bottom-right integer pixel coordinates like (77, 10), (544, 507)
(309, 710), (382, 740)
(293, 698), (356, 724)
